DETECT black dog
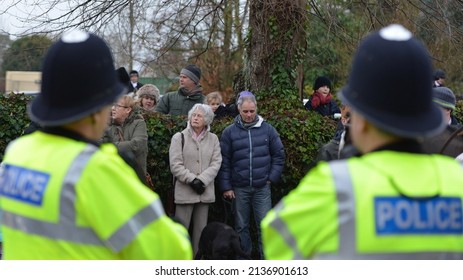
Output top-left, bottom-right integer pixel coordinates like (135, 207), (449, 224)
(195, 222), (250, 260)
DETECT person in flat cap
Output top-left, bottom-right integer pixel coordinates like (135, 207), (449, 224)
(128, 70), (144, 93)
(262, 24), (463, 260)
(305, 76), (341, 117)
(433, 69), (446, 88)
(421, 86), (463, 157)
(156, 64), (205, 115)
(0, 29), (192, 260)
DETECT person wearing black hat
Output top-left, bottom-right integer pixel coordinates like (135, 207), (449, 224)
(0, 30), (192, 260)
(305, 76), (341, 117)
(433, 69), (446, 87)
(422, 86), (463, 157)
(156, 64), (205, 115)
(128, 70), (144, 93)
(262, 24), (463, 259)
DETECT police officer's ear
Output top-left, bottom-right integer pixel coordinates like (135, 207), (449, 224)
(90, 113), (96, 125)
(354, 113), (368, 133)
(355, 114), (379, 137)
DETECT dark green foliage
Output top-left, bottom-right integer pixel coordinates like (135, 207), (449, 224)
(0, 92), (336, 214)
(257, 90), (337, 202)
(455, 100), (463, 125)
(2, 93), (462, 223)
(0, 94), (33, 161)
(2, 92), (463, 260)
(2, 35), (52, 72)
(142, 112), (188, 210)
(304, 8), (364, 91)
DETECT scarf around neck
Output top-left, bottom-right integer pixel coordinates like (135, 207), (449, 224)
(179, 85), (203, 99)
(239, 115), (259, 129)
(311, 91), (332, 109)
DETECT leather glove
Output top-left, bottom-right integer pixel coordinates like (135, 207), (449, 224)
(190, 178), (205, 195)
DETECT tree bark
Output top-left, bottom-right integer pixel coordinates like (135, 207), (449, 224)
(246, 0), (308, 93)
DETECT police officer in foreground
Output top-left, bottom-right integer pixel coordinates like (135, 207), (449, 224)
(0, 30), (192, 259)
(261, 24), (463, 259)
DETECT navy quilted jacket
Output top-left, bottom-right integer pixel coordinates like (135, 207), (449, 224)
(305, 98), (340, 117)
(218, 115), (285, 192)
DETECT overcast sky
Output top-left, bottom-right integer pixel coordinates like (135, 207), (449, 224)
(0, 0), (64, 39)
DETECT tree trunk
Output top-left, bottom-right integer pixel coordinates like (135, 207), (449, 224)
(128, 0), (135, 71)
(246, 0), (308, 93)
(221, 0), (233, 91)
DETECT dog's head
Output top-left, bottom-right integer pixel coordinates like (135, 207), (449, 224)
(210, 229), (246, 260)
(196, 222), (251, 260)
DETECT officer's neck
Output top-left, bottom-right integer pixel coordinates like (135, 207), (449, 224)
(357, 125), (402, 154)
(63, 123), (94, 139)
(360, 138), (399, 154)
(42, 126), (100, 147)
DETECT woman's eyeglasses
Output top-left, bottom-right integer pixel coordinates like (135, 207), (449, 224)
(112, 103), (128, 108)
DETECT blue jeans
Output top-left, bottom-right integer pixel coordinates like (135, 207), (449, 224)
(234, 184), (271, 259)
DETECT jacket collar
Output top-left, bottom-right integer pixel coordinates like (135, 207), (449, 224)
(234, 115), (264, 129)
(178, 85), (203, 98)
(42, 126), (100, 147)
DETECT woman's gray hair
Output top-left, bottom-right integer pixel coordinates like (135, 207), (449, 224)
(188, 103), (214, 126)
(237, 95), (257, 110)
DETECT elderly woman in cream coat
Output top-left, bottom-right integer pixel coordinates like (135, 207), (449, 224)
(169, 103), (222, 255)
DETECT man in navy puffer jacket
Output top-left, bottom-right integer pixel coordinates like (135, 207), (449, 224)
(218, 91), (285, 259)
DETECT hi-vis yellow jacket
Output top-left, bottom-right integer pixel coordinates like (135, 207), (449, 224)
(262, 151), (463, 259)
(0, 131), (192, 259)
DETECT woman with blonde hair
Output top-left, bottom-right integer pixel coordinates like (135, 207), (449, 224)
(102, 95), (148, 175)
(206, 91), (228, 119)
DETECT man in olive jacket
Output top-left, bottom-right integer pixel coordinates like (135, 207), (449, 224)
(156, 65), (205, 115)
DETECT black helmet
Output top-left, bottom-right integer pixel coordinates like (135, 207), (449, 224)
(340, 24), (444, 138)
(29, 30), (126, 126)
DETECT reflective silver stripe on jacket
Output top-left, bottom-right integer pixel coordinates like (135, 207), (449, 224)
(269, 160), (463, 259)
(268, 201), (305, 259)
(107, 199), (164, 252)
(314, 160), (463, 260)
(2, 144), (164, 253)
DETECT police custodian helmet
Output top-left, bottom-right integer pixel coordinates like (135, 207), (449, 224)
(340, 24), (445, 138)
(29, 30), (126, 126)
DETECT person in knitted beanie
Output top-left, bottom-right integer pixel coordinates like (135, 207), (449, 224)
(155, 64), (205, 115)
(431, 86), (459, 126)
(305, 76), (340, 117)
(421, 86), (462, 157)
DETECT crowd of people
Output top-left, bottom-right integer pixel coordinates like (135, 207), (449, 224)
(1, 23), (463, 260)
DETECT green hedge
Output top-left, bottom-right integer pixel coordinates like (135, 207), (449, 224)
(0, 93), (336, 217)
(142, 100), (337, 222)
(2, 93), (462, 221)
(2, 93), (463, 258)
